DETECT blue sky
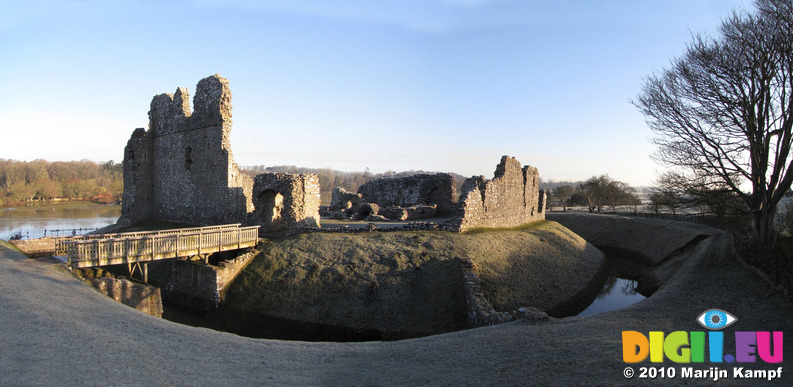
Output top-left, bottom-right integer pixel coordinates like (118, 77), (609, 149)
(0, 0), (754, 186)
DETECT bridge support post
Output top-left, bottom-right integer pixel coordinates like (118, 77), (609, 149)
(128, 261), (149, 283)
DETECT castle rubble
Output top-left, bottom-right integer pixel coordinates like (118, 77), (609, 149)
(324, 156), (546, 231)
(357, 173), (457, 213)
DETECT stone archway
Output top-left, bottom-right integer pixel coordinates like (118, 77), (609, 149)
(259, 189), (284, 227)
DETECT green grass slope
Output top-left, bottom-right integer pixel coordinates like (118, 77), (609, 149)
(221, 220), (605, 335)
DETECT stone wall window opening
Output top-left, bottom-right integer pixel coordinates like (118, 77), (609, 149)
(260, 189), (284, 225)
(185, 146), (193, 171)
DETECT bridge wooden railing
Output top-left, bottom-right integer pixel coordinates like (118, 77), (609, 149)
(60, 224), (260, 269)
(54, 224), (244, 255)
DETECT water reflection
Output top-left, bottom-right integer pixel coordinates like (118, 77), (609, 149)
(577, 257), (646, 317)
(0, 202), (120, 239)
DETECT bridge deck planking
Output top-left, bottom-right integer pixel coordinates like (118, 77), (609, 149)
(54, 224), (245, 255)
(62, 225), (260, 268)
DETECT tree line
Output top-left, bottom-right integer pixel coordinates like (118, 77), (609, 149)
(0, 159), (123, 207)
(2, 159), (469, 208)
(242, 165), (379, 194)
(544, 173), (783, 222)
(545, 175), (643, 213)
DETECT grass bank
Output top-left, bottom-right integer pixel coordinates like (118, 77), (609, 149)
(221, 220), (604, 335)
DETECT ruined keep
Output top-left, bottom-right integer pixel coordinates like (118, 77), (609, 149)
(119, 74), (320, 232)
(357, 173), (458, 213)
(452, 156), (545, 232)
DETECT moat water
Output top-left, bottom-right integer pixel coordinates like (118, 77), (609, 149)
(0, 202), (121, 240)
(577, 257), (645, 317)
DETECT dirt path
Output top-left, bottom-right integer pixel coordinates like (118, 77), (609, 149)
(1, 218), (791, 385)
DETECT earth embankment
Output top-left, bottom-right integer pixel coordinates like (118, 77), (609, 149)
(547, 212), (713, 265)
(218, 220), (604, 335)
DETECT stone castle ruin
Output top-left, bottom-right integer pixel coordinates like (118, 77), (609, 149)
(252, 173), (321, 231)
(119, 74), (543, 233)
(358, 173), (457, 213)
(453, 156), (546, 232)
(328, 173), (457, 221)
(119, 74), (320, 232)
(327, 156), (546, 231)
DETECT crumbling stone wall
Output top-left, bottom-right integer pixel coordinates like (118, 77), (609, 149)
(453, 156), (545, 232)
(163, 248), (257, 311)
(328, 187), (363, 212)
(86, 276), (163, 317)
(118, 74), (320, 231)
(252, 173), (321, 232)
(119, 74), (253, 227)
(458, 257), (504, 327)
(120, 128), (154, 225)
(357, 173), (457, 213)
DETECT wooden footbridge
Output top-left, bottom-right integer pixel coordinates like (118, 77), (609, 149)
(56, 224), (260, 281)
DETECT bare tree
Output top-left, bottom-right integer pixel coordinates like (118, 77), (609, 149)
(624, 188), (644, 214)
(655, 171), (748, 221)
(577, 175), (637, 213)
(634, 0), (793, 245)
(551, 185), (575, 211)
(578, 175), (612, 213)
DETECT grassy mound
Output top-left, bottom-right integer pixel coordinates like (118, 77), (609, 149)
(220, 220), (604, 335)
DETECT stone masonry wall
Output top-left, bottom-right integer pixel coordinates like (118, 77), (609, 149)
(453, 156), (545, 232)
(118, 74), (319, 230)
(119, 74), (253, 227)
(457, 257), (504, 327)
(252, 173), (321, 232)
(119, 128), (154, 226)
(163, 248), (257, 311)
(329, 187), (362, 212)
(162, 260), (220, 311)
(87, 276), (163, 317)
(357, 173), (457, 213)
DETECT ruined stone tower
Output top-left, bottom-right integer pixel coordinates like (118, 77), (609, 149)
(119, 74), (319, 231)
(119, 74), (253, 227)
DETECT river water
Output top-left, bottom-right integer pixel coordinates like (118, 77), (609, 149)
(0, 202), (121, 240)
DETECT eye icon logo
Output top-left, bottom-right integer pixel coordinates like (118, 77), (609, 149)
(697, 309), (737, 330)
